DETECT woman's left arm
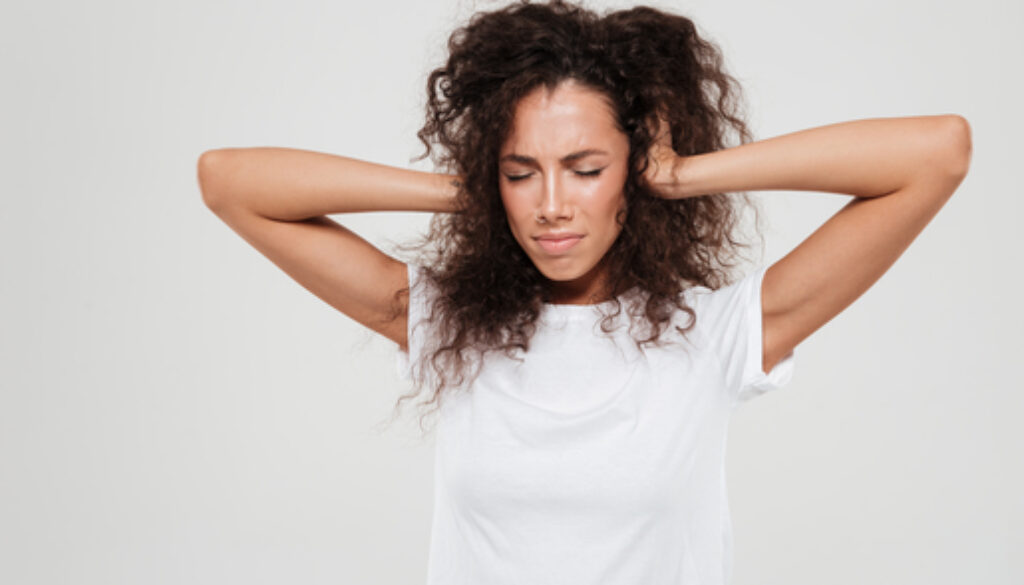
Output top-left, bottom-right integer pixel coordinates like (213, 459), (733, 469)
(650, 114), (973, 373)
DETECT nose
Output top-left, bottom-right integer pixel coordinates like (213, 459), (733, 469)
(535, 172), (573, 223)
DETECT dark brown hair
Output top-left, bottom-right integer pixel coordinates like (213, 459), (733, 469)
(383, 0), (762, 434)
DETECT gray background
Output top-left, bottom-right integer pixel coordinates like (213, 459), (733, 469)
(2, 0), (1020, 583)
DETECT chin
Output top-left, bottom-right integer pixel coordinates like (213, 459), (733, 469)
(533, 260), (589, 282)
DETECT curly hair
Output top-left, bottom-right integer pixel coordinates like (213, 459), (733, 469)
(384, 0), (763, 435)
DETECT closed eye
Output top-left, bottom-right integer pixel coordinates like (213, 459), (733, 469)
(504, 169), (604, 182)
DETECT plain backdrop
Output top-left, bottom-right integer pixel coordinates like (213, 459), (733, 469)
(1, 0), (1020, 583)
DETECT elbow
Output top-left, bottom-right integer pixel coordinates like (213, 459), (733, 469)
(197, 149), (232, 211)
(940, 114), (973, 180)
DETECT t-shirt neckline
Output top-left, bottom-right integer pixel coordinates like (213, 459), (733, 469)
(540, 287), (642, 318)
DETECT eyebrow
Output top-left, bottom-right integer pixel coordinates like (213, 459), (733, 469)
(499, 148), (610, 165)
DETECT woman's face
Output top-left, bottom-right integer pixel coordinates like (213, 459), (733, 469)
(498, 80), (630, 305)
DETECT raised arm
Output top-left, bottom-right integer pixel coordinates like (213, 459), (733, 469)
(648, 114), (973, 374)
(197, 147), (461, 351)
(199, 147), (460, 218)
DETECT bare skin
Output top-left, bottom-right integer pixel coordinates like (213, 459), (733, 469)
(498, 81), (630, 305)
(197, 150), (459, 351)
(197, 81), (971, 375)
(644, 110), (972, 372)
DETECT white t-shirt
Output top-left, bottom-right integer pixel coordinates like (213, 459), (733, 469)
(395, 262), (795, 585)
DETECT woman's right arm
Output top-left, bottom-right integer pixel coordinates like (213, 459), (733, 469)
(198, 147), (460, 218)
(197, 147), (460, 353)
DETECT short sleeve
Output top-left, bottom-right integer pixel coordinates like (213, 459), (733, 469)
(691, 265), (795, 404)
(395, 262), (433, 384)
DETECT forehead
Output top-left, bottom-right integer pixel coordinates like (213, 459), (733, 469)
(501, 82), (622, 157)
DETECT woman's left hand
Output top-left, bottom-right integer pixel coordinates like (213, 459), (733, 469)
(641, 115), (687, 199)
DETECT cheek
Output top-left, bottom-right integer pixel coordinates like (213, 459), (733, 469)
(596, 168), (627, 211)
(598, 187), (626, 228)
(500, 194), (528, 239)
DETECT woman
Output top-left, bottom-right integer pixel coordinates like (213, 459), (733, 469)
(197, 1), (971, 582)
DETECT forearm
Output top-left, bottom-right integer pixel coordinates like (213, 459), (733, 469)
(197, 147), (461, 219)
(671, 114), (970, 199)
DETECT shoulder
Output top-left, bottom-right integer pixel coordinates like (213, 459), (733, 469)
(676, 267), (769, 333)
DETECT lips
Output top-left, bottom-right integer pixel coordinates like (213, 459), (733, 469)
(535, 235), (583, 254)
